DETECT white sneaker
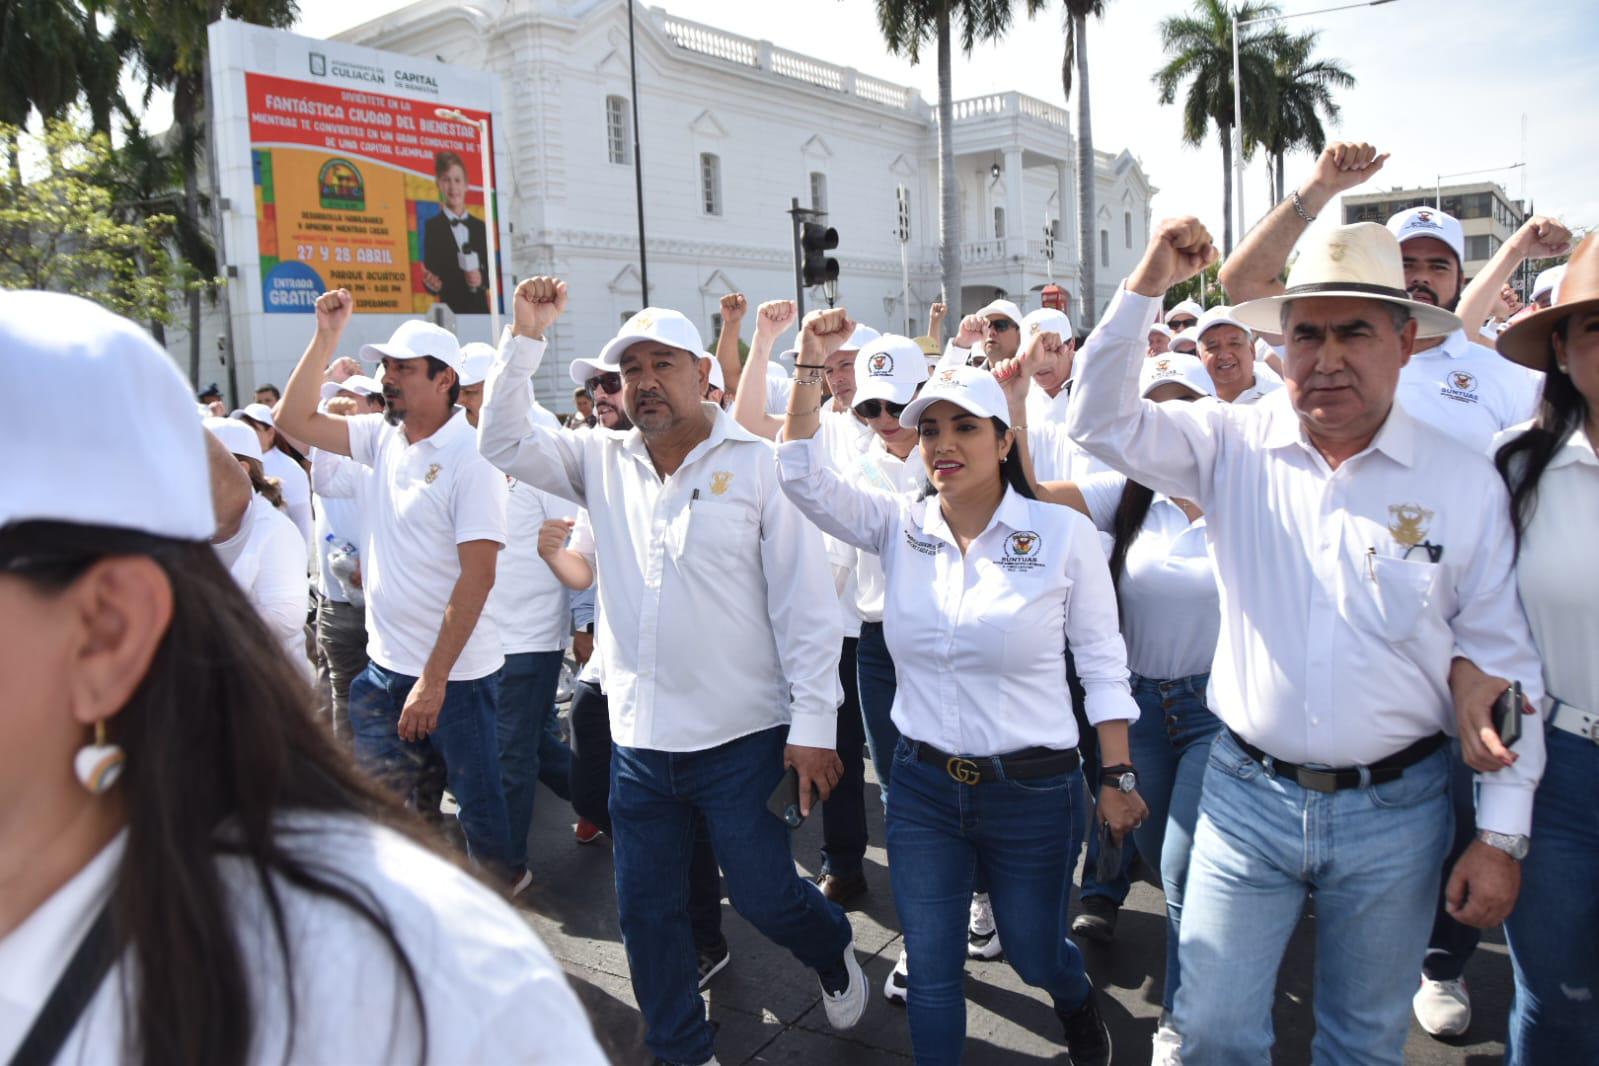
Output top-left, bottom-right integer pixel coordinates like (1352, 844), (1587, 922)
(1151, 1022), (1184, 1065)
(509, 869), (533, 899)
(819, 941), (867, 1030)
(883, 948), (908, 1005)
(967, 892), (1003, 959)
(1413, 976), (1471, 1038)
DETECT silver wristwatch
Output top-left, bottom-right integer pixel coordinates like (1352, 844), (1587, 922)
(1476, 830), (1530, 861)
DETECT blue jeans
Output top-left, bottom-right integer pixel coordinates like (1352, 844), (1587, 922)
(496, 650), (574, 871)
(611, 726), (853, 1065)
(821, 637), (867, 877)
(1504, 723), (1599, 1065)
(349, 661), (514, 876)
(1422, 745), (1481, 980)
(1126, 672), (1222, 1014)
(1072, 652), (1134, 906)
(888, 737), (1092, 1066)
(856, 621), (902, 804)
(1173, 729), (1452, 1065)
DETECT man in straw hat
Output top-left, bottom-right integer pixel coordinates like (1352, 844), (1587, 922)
(1066, 215), (1545, 1065)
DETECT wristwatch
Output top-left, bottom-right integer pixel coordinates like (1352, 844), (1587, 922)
(1476, 830), (1530, 861)
(1100, 764), (1138, 793)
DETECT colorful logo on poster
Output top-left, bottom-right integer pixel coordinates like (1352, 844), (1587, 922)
(263, 260), (324, 313)
(318, 158), (365, 210)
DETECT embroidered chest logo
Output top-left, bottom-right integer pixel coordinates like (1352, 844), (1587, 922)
(1387, 504), (1434, 548)
(903, 529), (941, 556)
(868, 352), (894, 375)
(710, 471), (733, 496)
(1441, 369), (1479, 404)
(998, 530), (1045, 572)
(424, 463), (442, 485)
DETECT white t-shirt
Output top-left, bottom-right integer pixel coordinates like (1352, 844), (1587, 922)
(0, 813), (607, 1065)
(215, 494), (309, 676)
(486, 477), (573, 654)
(262, 448), (313, 550)
(1397, 329), (1541, 453)
(347, 410), (509, 681)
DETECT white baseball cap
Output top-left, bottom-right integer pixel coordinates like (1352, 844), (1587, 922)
(319, 374), (382, 401)
(232, 402), (275, 428)
(2, 291), (214, 540)
(1386, 206), (1466, 265)
(1194, 306), (1252, 346)
(976, 299), (1023, 325)
(1148, 322), (1174, 340)
(899, 364), (1011, 429)
(852, 335), (930, 407)
(1172, 328), (1199, 352)
(458, 342), (497, 388)
(205, 416), (263, 464)
(841, 322), (882, 351)
(1531, 264), (1566, 303)
(1140, 353), (1215, 400)
(706, 357), (726, 392)
(1021, 307), (1073, 344)
(595, 308), (707, 372)
(1165, 299), (1203, 324)
(359, 319), (464, 374)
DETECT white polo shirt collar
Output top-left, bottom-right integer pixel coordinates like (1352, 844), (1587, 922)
(918, 484), (1032, 548)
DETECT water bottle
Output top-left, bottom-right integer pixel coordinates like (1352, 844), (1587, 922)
(326, 535), (364, 607)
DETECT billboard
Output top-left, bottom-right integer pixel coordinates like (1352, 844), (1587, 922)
(208, 21), (510, 389)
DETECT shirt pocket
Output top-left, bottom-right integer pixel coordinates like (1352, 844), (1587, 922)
(1356, 555), (1442, 643)
(673, 499), (758, 564)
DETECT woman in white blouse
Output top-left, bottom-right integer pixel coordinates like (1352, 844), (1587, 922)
(778, 309), (1146, 1066)
(1477, 232), (1599, 1065)
(1006, 347), (1223, 1064)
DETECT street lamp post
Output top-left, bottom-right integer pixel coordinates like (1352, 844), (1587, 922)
(1231, 0), (1399, 247)
(434, 107), (500, 339)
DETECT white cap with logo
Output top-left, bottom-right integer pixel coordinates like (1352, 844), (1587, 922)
(595, 308), (708, 371)
(360, 319), (465, 375)
(899, 364), (1011, 429)
(976, 298), (1023, 325)
(2, 291), (215, 539)
(1194, 305), (1252, 345)
(1140, 353), (1216, 400)
(853, 335), (930, 407)
(1021, 307), (1073, 344)
(205, 415), (264, 464)
(1386, 206), (1466, 264)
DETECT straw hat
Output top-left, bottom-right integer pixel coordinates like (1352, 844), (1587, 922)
(1496, 234), (1595, 370)
(1231, 222), (1462, 340)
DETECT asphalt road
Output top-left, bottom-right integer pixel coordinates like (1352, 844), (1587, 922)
(512, 762), (1514, 1065)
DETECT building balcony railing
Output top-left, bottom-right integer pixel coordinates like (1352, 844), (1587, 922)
(959, 238), (1070, 269)
(943, 91), (1071, 130)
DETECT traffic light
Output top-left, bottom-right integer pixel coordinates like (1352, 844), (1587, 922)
(1043, 221), (1055, 261)
(801, 222), (839, 288)
(895, 185), (910, 243)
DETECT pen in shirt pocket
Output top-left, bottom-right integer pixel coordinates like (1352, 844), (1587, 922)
(691, 488), (700, 509)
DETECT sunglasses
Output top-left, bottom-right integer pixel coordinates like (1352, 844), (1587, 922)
(854, 399), (907, 420)
(985, 319), (1017, 333)
(1167, 316), (1198, 330)
(584, 372), (622, 395)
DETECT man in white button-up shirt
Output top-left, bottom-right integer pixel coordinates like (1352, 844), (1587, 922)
(1068, 217), (1546, 1066)
(478, 279), (863, 1066)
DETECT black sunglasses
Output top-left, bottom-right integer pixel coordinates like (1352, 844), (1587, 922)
(854, 399), (907, 419)
(1167, 316), (1198, 329)
(584, 372), (622, 395)
(985, 319), (1017, 333)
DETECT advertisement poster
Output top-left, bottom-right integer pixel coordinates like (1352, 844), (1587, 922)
(248, 73), (500, 316)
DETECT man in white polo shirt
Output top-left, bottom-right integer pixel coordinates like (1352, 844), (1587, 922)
(479, 279), (864, 1066)
(1072, 217), (1545, 1065)
(1193, 306), (1281, 405)
(275, 291), (515, 883)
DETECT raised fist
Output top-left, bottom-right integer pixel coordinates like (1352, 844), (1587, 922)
(315, 289), (354, 335)
(799, 308), (856, 364)
(513, 276), (567, 340)
(754, 299), (798, 342)
(1130, 218), (1219, 299)
(1513, 216), (1572, 261)
(537, 517), (576, 561)
(955, 313), (985, 348)
(1307, 142), (1389, 198)
(326, 356), (362, 384)
(324, 395), (359, 417)
(719, 292), (748, 324)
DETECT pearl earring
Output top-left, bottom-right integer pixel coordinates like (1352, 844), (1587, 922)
(74, 720), (125, 794)
(1558, 363), (1569, 374)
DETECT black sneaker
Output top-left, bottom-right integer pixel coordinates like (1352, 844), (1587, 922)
(1057, 989), (1112, 1066)
(696, 938), (731, 990)
(1070, 895), (1119, 945)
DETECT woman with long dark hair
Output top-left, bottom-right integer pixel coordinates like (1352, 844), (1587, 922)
(0, 291), (604, 1066)
(1001, 344), (1224, 1066)
(778, 308), (1145, 1066)
(1477, 233), (1599, 1064)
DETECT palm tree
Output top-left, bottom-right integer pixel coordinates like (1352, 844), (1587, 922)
(117, 0), (299, 386)
(1153, 0), (1284, 255)
(877, 0), (1045, 313)
(1252, 31), (1353, 203)
(1061, 0), (1106, 328)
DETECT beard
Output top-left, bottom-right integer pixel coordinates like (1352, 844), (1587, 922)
(1407, 278), (1461, 312)
(382, 392), (405, 426)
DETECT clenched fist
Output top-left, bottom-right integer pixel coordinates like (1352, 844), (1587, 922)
(513, 276), (568, 340)
(719, 292), (748, 325)
(537, 517), (576, 561)
(799, 308), (856, 365)
(1305, 142), (1389, 199)
(1511, 215), (1572, 261)
(955, 313), (985, 348)
(315, 289), (354, 335)
(754, 300), (797, 342)
(1130, 218), (1219, 299)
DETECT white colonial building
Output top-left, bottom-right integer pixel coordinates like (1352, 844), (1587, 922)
(177, 0), (1155, 411)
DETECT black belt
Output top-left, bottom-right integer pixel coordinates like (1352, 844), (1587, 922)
(1226, 727), (1447, 794)
(913, 741), (1080, 785)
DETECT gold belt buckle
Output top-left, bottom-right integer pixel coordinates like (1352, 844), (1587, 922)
(946, 756), (981, 784)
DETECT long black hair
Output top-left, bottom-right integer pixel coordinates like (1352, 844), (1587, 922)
(1493, 319), (1588, 553)
(918, 416), (1037, 501)
(4, 520), (430, 1066)
(1107, 481), (1158, 589)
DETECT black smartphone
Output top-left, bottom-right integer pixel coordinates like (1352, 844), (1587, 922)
(1093, 817), (1124, 885)
(1491, 680), (1524, 750)
(765, 766), (814, 829)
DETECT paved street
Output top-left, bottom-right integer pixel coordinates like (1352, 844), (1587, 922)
(514, 759), (1514, 1065)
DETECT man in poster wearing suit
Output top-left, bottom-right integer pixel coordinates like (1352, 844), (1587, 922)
(422, 150), (490, 315)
